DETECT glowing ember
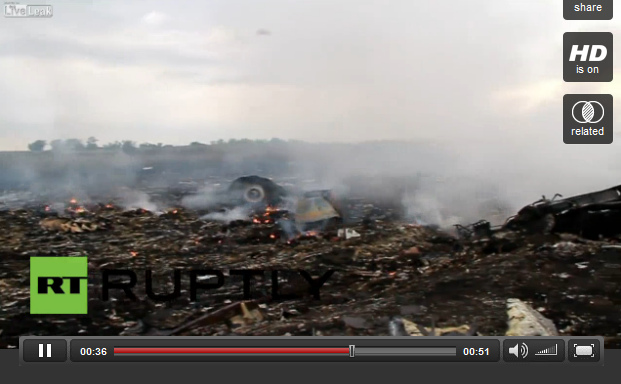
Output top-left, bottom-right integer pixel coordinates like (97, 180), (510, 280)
(130, 251), (138, 257)
(304, 230), (320, 237)
(69, 198), (78, 204)
(172, 209), (178, 214)
(75, 207), (86, 213)
(270, 233), (277, 239)
(105, 204), (114, 209)
(253, 218), (261, 224)
(44, 206), (51, 212)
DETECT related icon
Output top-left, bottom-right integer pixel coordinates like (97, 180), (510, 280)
(563, 94), (613, 144)
(572, 101), (605, 123)
(38, 343), (52, 358)
(573, 344), (595, 358)
(508, 343), (528, 359)
(535, 344), (558, 356)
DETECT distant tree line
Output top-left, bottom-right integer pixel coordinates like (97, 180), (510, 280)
(27, 137), (290, 154)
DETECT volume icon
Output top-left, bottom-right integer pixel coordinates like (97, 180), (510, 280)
(508, 343), (529, 358)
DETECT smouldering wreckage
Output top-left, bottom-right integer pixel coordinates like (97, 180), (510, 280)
(456, 184), (621, 241)
(0, 177), (621, 347)
(219, 175), (344, 235)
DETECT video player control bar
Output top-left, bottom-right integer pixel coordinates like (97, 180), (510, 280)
(19, 336), (604, 365)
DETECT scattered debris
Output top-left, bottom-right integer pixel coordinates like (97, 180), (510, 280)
(388, 317), (410, 336)
(505, 299), (559, 337)
(39, 217), (100, 233)
(337, 228), (360, 239)
(1, 180), (620, 347)
(229, 302), (265, 327)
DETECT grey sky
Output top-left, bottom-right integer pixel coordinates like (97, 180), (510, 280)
(0, 0), (618, 154)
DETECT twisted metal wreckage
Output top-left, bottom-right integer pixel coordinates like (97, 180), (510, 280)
(456, 184), (621, 241)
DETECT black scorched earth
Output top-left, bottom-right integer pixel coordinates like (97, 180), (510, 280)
(1, 177), (620, 348)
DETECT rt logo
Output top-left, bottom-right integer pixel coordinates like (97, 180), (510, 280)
(30, 257), (88, 314)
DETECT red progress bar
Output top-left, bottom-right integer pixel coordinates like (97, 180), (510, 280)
(115, 347), (350, 354)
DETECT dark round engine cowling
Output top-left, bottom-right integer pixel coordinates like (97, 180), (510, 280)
(227, 175), (287, 207)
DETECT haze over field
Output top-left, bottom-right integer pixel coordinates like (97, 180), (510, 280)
(0, 1), (620, 225)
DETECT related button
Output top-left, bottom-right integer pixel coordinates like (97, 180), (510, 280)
(23, 339), (67, 362)
(563, 32), (613, 82)
(564, 94), (613, 144)
(564, 0), (613, 20)
(568, 339), (600, 362)
(503, 340), (565, 362)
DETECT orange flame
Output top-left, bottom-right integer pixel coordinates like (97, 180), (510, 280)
(270, 233), (277, 239)
(69, 198), (78, 204)
(130, 251), (138, 257)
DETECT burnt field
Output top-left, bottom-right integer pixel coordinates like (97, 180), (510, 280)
(1, 173), (621, 348)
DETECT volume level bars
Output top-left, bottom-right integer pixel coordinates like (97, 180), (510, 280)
(534, 345), (558, 356)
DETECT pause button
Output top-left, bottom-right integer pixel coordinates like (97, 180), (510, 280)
(22, 339), (67, 362)
(39, 343), (52, 358)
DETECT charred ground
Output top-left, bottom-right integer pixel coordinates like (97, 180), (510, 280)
(0, 146), (620, 348)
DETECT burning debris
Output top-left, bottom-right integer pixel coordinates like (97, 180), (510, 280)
(0, 178), (621, 348)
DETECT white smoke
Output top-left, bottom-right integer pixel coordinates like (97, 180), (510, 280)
(402, 193), (462, 227)
(118, 189), (159, 212)
(200, 206), (250, 223)
(181, 184), (221, 209)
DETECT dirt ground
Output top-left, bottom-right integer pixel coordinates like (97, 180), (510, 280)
(1, 191), (620, 348)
